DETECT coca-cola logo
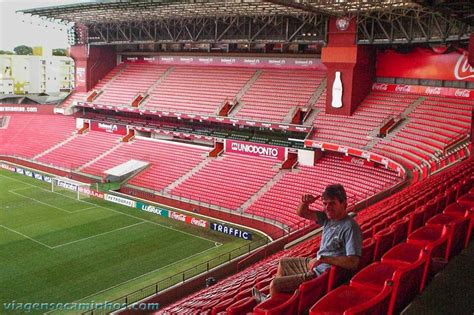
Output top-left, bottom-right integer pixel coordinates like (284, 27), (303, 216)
(170, 211), (186, 222)
(425, 87), (442, 95)
(454, 53), (474, 80)
(454, 89), (470, 98)
(395, 85), (411, 93)
(372, 83), (388, 91)
(190, 218), (208, 228)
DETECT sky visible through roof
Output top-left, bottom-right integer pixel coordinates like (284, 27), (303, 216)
(0, 0), (91, 52)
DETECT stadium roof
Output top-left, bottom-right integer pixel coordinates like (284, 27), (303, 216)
(18, 0), (473, 45)
(18, 0), (473, 24)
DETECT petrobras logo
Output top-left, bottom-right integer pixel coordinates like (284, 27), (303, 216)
(98, 122), (118, 132)
(190, 218), (208, 228)
(454, 53), (474, 80)
(169, 211), (187, 222)
(161, 57), (174, 62)
(57, 180), (78, 192)
(105, 194), (135, 207)
(425, 87), (442, 95)
(144, 57), (155, 61)
(454, 89), (471, 98)
(395, 85), (411, 93)
(230, 142), (279, 158)
(180, 57), (194, 63)
(126, 57), (138, 61)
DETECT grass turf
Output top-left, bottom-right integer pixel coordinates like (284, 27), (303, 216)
(0, 169), (260, 314)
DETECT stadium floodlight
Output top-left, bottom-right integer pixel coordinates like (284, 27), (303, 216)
(51, 176), (90, 200)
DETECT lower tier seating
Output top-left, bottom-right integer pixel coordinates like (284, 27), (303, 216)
(0, 114), (76, 158)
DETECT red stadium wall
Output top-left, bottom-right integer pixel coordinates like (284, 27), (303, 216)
(322, 17), (375, 115)
(376, 47), (474, 82)
(70, 45), (117, 92)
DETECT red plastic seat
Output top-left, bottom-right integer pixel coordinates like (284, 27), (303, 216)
(408, 208), (426, 234)
(359, 237), (376, 270)
(406, 225), (450, 282)
(426, 213), (469, 258)
(444, 202), (473, 248)
(226, 296), (258, 315)
(350, 249), (427, 315)
(253, 290), (299, 315)
(310, 281), (392, 315)
(391, 217), (410, 245)
(295, 270), (329, 314)
(373, 226), (396, 261)
(381, 242), (429, 292)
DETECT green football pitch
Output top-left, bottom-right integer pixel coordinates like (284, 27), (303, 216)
(0, 169), (261, 314)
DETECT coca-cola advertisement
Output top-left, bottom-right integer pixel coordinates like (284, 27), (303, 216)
(371, 83), (474, 100)
(377, 48), (474, 82)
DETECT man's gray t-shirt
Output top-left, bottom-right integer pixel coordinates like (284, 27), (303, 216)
(313, 213), (362, 275)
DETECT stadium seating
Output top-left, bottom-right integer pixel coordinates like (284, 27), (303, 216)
(0, 114), (76, 159)
(170, 153), (279, 209)
(144, 66), (255, 114)
(160, 157), (472, 314)
(245, 154), (400, 226)
(235, 69), (325, 122)
(35, 131), (121, 170)
(373, 94), (473, 170)
(311, 91), (416, 148)
(94, 63), (170, 106)
(82, 138), (211, 191)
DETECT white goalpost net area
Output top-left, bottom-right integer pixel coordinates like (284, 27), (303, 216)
(51, 177), (91, 200)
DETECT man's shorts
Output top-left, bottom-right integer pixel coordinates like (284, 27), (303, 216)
(272, 257), (318, 293)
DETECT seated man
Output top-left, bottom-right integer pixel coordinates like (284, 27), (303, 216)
(253, 184), (362, 301)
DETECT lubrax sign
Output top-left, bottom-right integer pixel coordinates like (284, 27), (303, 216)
(226, 140), (285, 161)
(210, 222), (252, 240)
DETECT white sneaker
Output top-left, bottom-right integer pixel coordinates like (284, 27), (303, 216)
(252, 287), (269, 303)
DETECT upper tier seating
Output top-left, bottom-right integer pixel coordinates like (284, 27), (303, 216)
(83, 138), (210, 191)
(144, 66), (256, 114)
(312, 91), (416, 148)
(160, 157), (472, 314)
(35, 131), (121, 170)
(170, 153), (279, 210)
(94, 63), (170, 106)
(373, 95), (473, 169)
(235, 69), (325, 122)
(0, 114), (76, 159)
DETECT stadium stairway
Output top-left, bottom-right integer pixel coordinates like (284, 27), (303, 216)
(155, 157), (472, 315)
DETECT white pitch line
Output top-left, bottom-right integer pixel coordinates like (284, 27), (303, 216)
(8, 190), (74, 214)
(0, 173), (217, 244)
(0, 224), (53, 249)
(52, 222), (145, 249)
